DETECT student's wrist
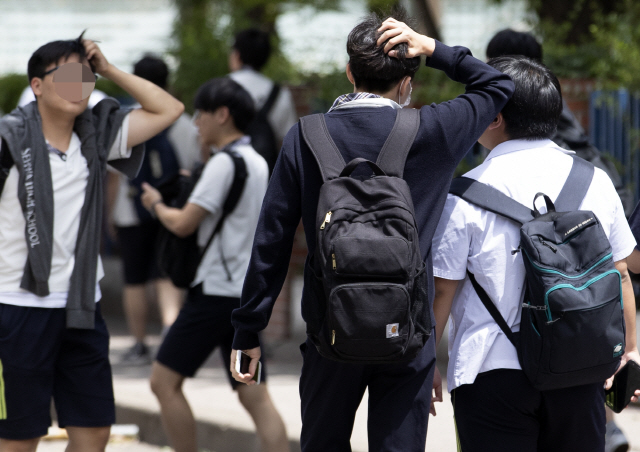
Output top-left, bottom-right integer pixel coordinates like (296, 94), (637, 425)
(420, 36), (436, 57)
(150, 200), (164, 219)
(98, 63), (118, 80)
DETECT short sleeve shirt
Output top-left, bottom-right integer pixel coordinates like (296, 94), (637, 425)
(188, 141), (269, 297)
(0, 116), (131, 308)
(432, 139), (636, 391)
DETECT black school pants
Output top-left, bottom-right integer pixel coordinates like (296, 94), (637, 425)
(299, 335), (436, 452)
(451, 369), (606, 452)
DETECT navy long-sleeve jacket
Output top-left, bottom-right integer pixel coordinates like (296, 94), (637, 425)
(231, 41), (515, 350)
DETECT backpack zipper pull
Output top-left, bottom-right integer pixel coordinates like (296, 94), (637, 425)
(320, 211), (332, 230)
(539, 238), (557, 253)
(331, 330), (336, 345)
(332, 253), (337, 271)
(511, 246), (521, 255)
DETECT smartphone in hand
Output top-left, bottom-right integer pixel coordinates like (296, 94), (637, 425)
(605, 360), (640, 413)
(235, 351), (262, 384)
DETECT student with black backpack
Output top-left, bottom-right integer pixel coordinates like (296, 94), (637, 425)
(140, 77), (288, 452)
(228, 28), (298, 174)
(432, 56), (640, 452)
(230, 11), (514, 451)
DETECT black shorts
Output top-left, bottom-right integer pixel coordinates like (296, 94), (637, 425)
(117, 222), (161, 285)
(0, 303), (115, 440)
(156, 285), (266, 389)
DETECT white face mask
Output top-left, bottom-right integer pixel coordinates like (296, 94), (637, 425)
(401, 83), (413, 108)
(398, 78), (412, 108)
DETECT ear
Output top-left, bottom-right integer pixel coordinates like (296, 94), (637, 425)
(215, 106), (231, 125)
(487, 112), (504, 131)
(346, 63), (356, 88)
(31, 77), (43, 97)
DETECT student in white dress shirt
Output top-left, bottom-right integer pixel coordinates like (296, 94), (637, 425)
(431, 56), (640, 452)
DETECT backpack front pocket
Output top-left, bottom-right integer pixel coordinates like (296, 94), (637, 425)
(546, 271), (625, 374)
(328, 283), (411, 359)
(332, 237), (411, 279)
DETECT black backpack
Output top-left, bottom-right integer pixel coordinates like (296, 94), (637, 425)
(299, 108), (431, 364)
(246, 84), (280, 175)
(156, 148), (247, 289)
(449, 156), (625, 391)
(130, 128), (181, 222)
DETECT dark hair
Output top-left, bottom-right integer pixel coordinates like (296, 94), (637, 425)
(28, 31), (91, 81)
(232, 28), (271, 71)
(194, 77), (255, 133)
(488, 56), (562, 140)
(486, 29), (543, 61)
(133, 55), (169, 89)
(347, 10), (420, 93)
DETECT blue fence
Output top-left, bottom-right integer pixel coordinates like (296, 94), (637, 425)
(590, 90), (640, 205)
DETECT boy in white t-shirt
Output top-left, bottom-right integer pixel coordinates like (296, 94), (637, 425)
(140, 77), (288, 452)
(0, 33), (184, 452)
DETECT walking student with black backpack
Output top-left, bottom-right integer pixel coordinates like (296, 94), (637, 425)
(432, 56), (640, 452)
(230, 11), (514, 451)
(228, 28), (298, 174)
(140, 77), (288, 452)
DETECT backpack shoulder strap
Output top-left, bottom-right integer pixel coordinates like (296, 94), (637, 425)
(449, 177), (535, 225)
(200, 149), (247, 254)
(300, 113), (345, 182)
(259, 84), (281, 117)
(554, 155), (595, 212)
(467, 270), (518, 347)
(375, 108), (420, 178)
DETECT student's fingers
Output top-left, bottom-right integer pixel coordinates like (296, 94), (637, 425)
(376, 27), (403, 48)
(383, 32), (412, 55)
(230, 349), (239, 378)
(434, 382), (443, 403)
(377, 18), (402, 35)
(429, 402), (437, 416)
(230, 349), (253, 384)
(604, 375), (614, 390)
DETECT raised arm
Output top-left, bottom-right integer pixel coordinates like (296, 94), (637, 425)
(84, 40), (184, 149)
(377, 18), (515, 163)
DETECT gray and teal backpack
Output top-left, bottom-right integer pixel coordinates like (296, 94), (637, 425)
(449, 156), (625, 390)
(299, 109), (431, 364)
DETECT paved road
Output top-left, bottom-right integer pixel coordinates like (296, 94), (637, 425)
(36, 440), (166, 451)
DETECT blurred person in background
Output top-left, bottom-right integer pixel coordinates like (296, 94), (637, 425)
(107, 55), (200, 365)
(0, 33), (183, 452)
(143, 77), (288, 452)
(228, 28), (298, 174)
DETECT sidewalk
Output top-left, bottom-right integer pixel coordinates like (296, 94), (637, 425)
(106, 316), (640, 452)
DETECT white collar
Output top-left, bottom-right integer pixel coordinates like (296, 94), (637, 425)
(485, 138), (574, 162)
(330, 97), (402, 111)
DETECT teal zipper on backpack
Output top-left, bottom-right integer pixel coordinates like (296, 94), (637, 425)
(543, 269), (623, 322)
(524, 251), (612, 280)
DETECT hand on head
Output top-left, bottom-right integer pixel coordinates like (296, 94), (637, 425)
(376, 18), (435, 58)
